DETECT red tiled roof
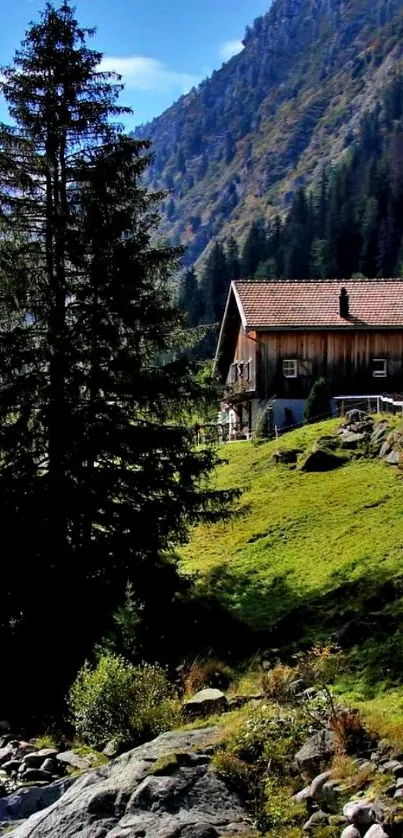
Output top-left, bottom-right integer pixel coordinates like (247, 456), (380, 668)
(233, 279), (403, 328)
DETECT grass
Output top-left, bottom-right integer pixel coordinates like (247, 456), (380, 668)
(180, 415), (403, 740)
(181, 417), (403, 630)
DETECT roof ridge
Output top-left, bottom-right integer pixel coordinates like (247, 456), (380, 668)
(235, 277), (403, 284)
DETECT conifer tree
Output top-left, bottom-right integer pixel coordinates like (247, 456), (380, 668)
(0, 2), (234, 720)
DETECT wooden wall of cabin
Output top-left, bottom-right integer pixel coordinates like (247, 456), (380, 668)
(225, 325), (257, 389)
(256, 330), (403, 398)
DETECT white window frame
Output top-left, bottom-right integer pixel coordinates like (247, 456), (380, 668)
(372, 358), (387, 379)
(283, 359), (298, 379)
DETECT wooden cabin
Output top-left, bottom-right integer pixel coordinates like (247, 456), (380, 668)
(214, 279), (403, 434)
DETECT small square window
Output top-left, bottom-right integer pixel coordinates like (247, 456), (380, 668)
(283, 359), (298, 378)
(372, 358), (387, 378)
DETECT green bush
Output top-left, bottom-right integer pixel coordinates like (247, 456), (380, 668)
(68, 654), (178, 749)
(304, 377), (332, 424)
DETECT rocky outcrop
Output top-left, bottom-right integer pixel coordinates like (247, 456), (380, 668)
(3, 728), (254, 838)
(182, 689), (229, 720)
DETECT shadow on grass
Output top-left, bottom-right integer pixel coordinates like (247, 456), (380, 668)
(194, 563), (403, 694)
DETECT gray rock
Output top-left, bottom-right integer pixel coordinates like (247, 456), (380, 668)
(396, 777), (403, 788)
(339, 431), (366, 449)
(40, 759), (59, 774)
(303, 810), (329, 831)
(0, 777), (74, 822)
(103, 739), (124, 759)
(310, 770), (332, 800)
(379, 440), (392, 458)
(343, 798), (383, 826)
(322, 779), (342, 812)
(385, 449), (400, 466)
(182, 689), (229, 719)
(0, 746), (13, 767)
(300, 448), (347, 472)
(340, 827), (361, 838)
(22, 769), (53, 783)
(378, 759), (403, 777)
(56, 750), (92, 771)
(364, 827), (388, 838)
(36, 749), (58, 760)
(22, 754), (46, 769)
(4, 727), (252, 837)
(371, 423), (389, 445)
(2, 761), (21, 776)
(293, 785), (312, 803)
(295, 730), (337, 777)
(394, 787), (403, 799)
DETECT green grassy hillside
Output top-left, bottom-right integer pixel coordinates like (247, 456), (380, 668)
(180, 418), (403, 712)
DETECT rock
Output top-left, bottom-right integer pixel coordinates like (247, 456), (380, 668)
(0, 777), (74, 822)
(343, 798), (383, 826)
(2, 761), (21, 776)
(273, 448), (301, 464)
(4, 727), (252, 838)
(182, 689), (229, 719)
(40, 759), (59, 775)
(364, 827), (388, 838)
(394, 787), (403, 799)
(300, 447), (347, 472)
(56, 751), (91, 771)
(340, 827), (361, 838)
(344, 410), (369, 425)
(36, 749), (58, 760)
(379, 440), (392, 458)
(385, 449), (401, 466)
(371, 423), (389, 446)
(310, 770), (332, 800)
(378, 759), (403, 777)
(293, 785), (312, 803)
(303, 810), (329, 831)
(339, 431), (366, 449)
(396, 777), (403, 788)
(295, 730), (337, 777)
(22, 754), (46, 770)
(0, 746), (13, 766)
(322, 779), (342, 812)
(22, 769), (53, 783)
(103, 739), (124, 759)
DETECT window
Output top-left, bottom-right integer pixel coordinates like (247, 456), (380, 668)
(230, 363), (238, 384)
(245, 361), (251, 382)
(283, 359), (298, 378)
(372, 358), (387, 378)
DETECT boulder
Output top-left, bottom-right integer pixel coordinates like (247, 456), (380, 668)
(56, 751), (92, 771)
(364, 827), (388, 838)
(4, 728), (252, 838)
(340, 827), (361, 838)
(182, 689), (229, 719)
(303, 810), (329, 831)
(22, 754), (47, 770)
(379, 440), (392, 458)
(310, 770), (332, 800)
(293, 785), (312, 804)
(322, 779), (342, 812)
(343, 798), (383, 826)
(0, 777), (74, 822)
(385, 449), (401, 466)
(0, 746), (13, 766)
(295, 730), (337, 777)
(22, 769), (53, 783)
(339, 431), (366, 449)
(378, 759), (403, 777)
(371, 423), (389, 446)
(2, 761), (21, 776)
(36, 749), (58, 760)
(300, 447), (347, 472)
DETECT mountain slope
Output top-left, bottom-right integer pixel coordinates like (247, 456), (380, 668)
(135, 0), (403, 266)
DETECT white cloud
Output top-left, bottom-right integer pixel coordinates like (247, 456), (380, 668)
(219, 40), (244, 62)
(99, 56), (200, 95)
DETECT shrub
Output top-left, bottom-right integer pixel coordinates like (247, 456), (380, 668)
(261, 663), (297, 703)
(183, 658), (234, 695)
(68, 654), (178, 749)
(304, 377), (332, 424)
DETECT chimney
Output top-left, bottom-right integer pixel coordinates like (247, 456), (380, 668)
(339, 287), (349, 319)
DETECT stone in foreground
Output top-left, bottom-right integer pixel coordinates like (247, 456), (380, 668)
(295, 730), (337, 777)
(5, 728), (253, 838)
(182, 689), (229, 719)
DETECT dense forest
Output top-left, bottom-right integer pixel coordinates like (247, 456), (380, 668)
(180, 73), (403, 355)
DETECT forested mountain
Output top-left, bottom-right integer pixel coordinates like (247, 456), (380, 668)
(135, 0), (403, 267)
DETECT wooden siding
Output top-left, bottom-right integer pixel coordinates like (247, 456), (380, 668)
(225, 325), (257, 391)
(257, 330), (403, 398)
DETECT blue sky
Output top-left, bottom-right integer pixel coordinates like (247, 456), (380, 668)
(0, 0), (269, 129)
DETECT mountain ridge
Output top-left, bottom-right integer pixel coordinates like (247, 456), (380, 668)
(134, 0), (403, 266)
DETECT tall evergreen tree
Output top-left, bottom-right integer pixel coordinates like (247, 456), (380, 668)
(0, 3), (234, 720)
